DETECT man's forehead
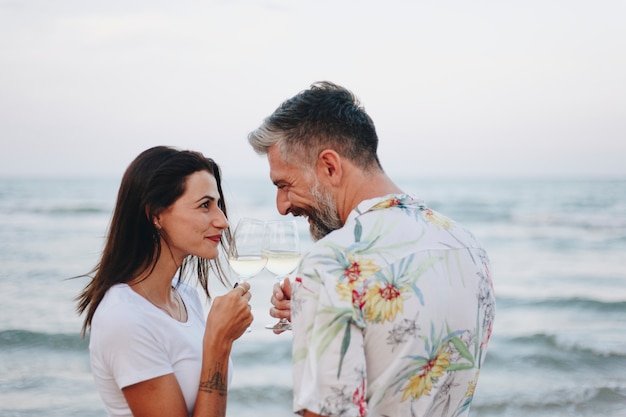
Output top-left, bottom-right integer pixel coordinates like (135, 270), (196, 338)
(269, 164), (291, 185)
(267, 146), (291, 179)
(266, 144), (283, 162)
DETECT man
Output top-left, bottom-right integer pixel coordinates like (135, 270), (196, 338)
(247, 81), (495, 417)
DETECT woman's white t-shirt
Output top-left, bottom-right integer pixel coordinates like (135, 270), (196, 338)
(89, 281), (232, 417)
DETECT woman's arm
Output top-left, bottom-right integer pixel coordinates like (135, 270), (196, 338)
(193, 282), (253, 417)
(123, 283), (253, 417)
(192, 337), (233, 416)
(123, 374), (189, 416)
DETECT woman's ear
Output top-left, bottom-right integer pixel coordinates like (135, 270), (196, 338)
(145, 205), (161, 230)
(153, 212), (164, 231)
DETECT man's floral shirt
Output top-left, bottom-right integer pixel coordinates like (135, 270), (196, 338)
(291, 194), (495, 417)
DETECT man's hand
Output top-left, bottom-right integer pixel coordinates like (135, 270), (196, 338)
(269, 277), (292, 333)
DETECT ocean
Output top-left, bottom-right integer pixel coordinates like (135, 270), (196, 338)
(1, 176), (625, 417)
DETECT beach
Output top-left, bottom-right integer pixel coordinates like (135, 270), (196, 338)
(1, 175), (625, 416)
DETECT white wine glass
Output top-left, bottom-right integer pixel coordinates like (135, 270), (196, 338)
(263, 219), (301, 331)
(227, 218), (268, 283)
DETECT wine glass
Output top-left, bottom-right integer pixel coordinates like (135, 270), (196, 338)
(263, 219), (301, 331)
(227, 218), (268, 283)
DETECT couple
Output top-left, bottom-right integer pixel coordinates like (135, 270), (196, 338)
(77, 81), (495, 417)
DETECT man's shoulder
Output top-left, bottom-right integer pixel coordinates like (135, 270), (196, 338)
(323, 203), (483, 254)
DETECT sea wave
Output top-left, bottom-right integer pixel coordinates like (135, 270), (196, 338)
(231, 338), (292, 365)
(515, 333), (626, 357)
(496, 295), (626, 313)
(511, 211), (626, 231)
(41, 206), (110, 215)
(0, 328), (293, 363)
(0, 206), (111, 216)
(429, 201), (514, 224)
(474, 384), (626, 417)
(485, 331), (626, 374)
(0, 329), (88, 351)
(229, 384), (292, 404)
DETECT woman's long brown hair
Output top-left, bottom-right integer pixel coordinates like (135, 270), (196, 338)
(76, 146), (232, 336)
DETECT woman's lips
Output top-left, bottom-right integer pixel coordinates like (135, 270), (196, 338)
(206, 235), (222, 243)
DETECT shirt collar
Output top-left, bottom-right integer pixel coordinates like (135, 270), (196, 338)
(346, 194), (425, 223)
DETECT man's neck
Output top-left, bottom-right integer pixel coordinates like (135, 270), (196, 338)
(337, 169), (404, 223)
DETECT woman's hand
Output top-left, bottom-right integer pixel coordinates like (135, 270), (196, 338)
(205, 282), (253, 343)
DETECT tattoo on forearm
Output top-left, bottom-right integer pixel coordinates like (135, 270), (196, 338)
(199, 364), (228, 396)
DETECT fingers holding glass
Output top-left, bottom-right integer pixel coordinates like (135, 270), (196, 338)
(263, 220), (300, 331)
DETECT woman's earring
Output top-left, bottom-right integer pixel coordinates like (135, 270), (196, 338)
(153, 223), (161, 242)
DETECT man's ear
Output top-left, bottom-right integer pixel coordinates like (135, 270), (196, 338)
(316, 150), (343, 185)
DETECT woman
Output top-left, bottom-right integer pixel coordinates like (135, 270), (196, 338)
(76, 146), (253, 417)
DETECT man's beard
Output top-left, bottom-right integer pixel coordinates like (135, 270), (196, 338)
(307, 181), (343, 241)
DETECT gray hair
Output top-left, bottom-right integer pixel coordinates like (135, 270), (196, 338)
(247, 81), (382, 171)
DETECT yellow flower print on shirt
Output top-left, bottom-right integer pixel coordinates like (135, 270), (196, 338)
(401, 350), (451, 401)
(422, 208), (453, 230)
(336, 254), (380, 302)
(363, 281), (408, 323)
(465, 377), (477, 398)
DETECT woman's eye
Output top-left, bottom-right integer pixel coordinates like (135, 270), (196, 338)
(200, 202), (210, 209)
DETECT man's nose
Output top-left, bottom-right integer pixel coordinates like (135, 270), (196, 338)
(276, 190), (291, 216)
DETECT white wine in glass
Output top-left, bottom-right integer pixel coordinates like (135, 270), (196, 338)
(227, 218), (267, 333)
(263, 220), (301, 331)
(265, 251), (301, 276)
(228, 256), (268, 278)
(227, 218), (268, 282)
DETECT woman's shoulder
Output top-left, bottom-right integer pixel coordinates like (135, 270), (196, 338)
(98, 283), (138, 307)
(91, 284), (146, 327)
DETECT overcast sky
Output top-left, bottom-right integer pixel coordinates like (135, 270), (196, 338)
(1, 0), (625, 180)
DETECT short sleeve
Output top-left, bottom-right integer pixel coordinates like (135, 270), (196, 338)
(91, 304), (173, 389)
(291, 245), (368, 417)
